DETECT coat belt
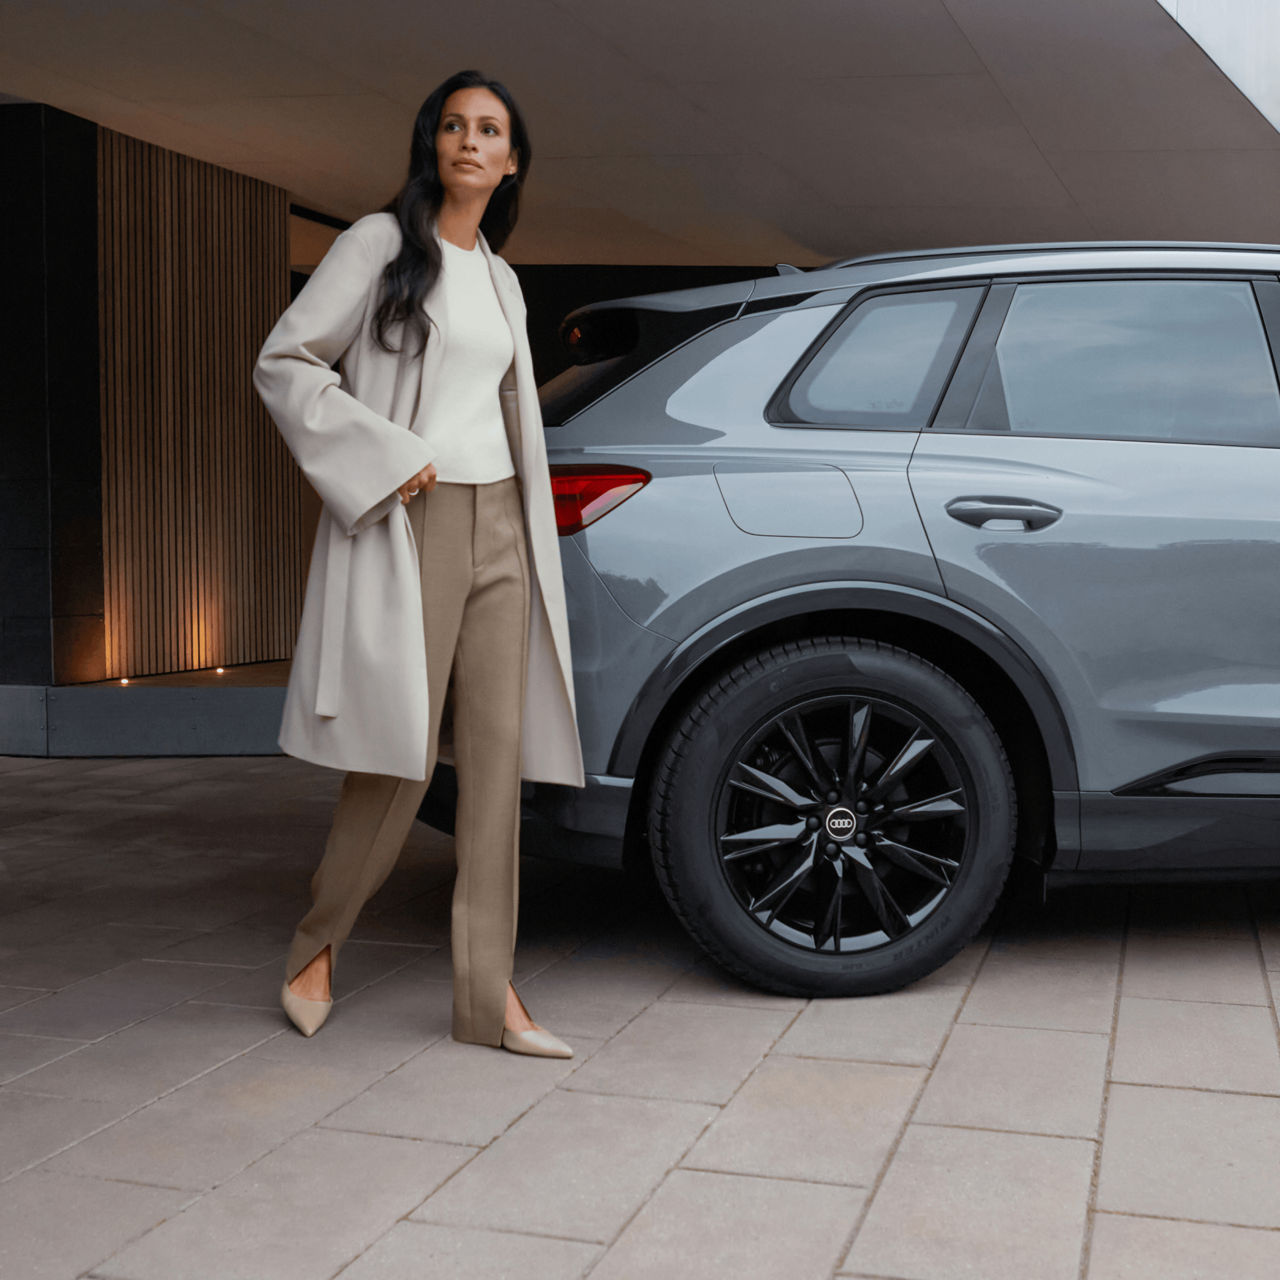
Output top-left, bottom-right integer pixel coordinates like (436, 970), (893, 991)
(315, 520), (351, 717)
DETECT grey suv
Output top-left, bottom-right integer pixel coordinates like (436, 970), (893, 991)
(437, 242), (1280, 998)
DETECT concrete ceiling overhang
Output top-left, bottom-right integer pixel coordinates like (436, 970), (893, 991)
(2, 0), (1278, 264)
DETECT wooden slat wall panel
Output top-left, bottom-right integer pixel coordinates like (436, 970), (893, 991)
(98, 127), (302, 679)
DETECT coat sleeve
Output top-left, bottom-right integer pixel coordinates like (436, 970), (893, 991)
(253, 225), (436, 536)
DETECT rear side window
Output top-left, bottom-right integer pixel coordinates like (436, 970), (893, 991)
(966, 280), (1280, 445)
(778, 286), (983, 428)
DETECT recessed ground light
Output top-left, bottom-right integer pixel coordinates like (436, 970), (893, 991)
(216, 667), (225, 674)
(120, 678), (129, 685)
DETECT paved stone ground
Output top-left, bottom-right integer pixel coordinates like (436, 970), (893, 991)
(3, 754), (1280, 1279)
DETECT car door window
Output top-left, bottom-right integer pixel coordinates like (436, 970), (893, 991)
(780, 286), (983, 428)
(965, 280), (1280, 446)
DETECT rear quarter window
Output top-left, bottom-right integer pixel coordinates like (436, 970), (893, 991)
(774, 286), (984, 429)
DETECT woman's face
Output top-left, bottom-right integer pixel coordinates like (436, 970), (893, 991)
(435, 86), (517, 201)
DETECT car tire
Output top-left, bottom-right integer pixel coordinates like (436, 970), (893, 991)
(648, 636), (1016, 996)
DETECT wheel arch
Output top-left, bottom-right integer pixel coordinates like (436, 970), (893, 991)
(612, 583), (1077, 872)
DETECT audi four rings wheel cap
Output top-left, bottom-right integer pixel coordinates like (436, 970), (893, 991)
(824, 807), (856, 841)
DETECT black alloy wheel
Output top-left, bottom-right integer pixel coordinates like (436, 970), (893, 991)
(649, 637), (1016, 996)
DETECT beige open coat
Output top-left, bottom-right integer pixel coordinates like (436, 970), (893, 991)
(253, 211), (584, 786)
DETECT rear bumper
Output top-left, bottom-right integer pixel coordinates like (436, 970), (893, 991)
(520, 773), (634, 870)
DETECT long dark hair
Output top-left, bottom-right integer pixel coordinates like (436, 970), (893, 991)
(372, 69), (531, 355)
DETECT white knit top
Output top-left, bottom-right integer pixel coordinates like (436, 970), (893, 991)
(414, 236), (516, 483)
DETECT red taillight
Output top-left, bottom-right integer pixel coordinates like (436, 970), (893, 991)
(549, 465), (651, 535)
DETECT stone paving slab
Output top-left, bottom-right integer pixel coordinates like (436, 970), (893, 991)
(12, 1001), (283, 1105)
(0, 922), (197, 989)
(658, 956), (809, 1010)
(1121, 933), (1271, 1005)
(0, 1088), (132, 1181)
(0, 1030), (86, 1084)
(589, 1168), (864, 1280)
(412, 1088), (717, 1243)
(560, 999), (793, 1104)
(0, 1168), (191, 1280)
(1097, 1083), (1280, 1228)
(1087, 1213), (1280, 1279)
(960, 934), (1122, 1034)
(0, 986), (52, 1014)
(2, 755), (1280, 1279)
(43, 1054), (385, 1190)
(774, 974), (968, 1066)
(334, 1221), (602, 1280)
(92, 1127), (472, 1280)
(0, 959), (236, 1040)
(914, 1021), (1109, 1138)
(843, 1123), (1095, 1280)
(322, 1031), (600, 1147)
(1110, 994), (1280, 1094)
(681, 1054), (922, 1185)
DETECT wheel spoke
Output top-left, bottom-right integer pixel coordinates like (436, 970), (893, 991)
(778, 711), (831, 795)
(717, 686), (977, 956)
(812, 859), (844, 951)
(728, 762), (817, 812)
(865, 728), (935, 802)
(748, 836), (818, 924)
(719, 820), (807, 862)
(842, 701), (872, 787)
(874, 836), (959, 886)
(850, 852), (911, 938)
(878, 789), (966, 822)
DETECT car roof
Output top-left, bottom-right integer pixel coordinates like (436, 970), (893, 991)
(822, 239), (1280, 271)
(574, 241), (1280, 317)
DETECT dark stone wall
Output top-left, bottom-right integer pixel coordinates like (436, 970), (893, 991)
(0, 104), (102, 685)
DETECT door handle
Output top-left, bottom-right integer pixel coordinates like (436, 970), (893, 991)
(944, 496), (1062, 531)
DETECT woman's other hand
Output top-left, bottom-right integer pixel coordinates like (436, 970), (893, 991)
(398, 463), (438, 504)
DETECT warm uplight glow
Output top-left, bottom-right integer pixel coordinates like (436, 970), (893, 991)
(120, 678), (129, 685)
(216, 667), (225, 674)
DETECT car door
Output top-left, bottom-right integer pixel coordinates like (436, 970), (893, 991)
(908, 275), (1280, 870)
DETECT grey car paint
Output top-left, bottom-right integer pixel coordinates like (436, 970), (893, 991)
(527, 242), (1280, 882)
(556, 535), (674, 776)
(909, 434), (1280, 793)
(555, 308), (946, 641)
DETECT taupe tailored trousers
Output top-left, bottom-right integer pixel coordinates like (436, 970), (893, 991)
(284, 475), (531, 1046)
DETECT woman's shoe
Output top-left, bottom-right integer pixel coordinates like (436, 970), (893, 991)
(280, 980), (332, 1037)
(500, 981), (573, 1057)
(501, 1024), (574, 1058)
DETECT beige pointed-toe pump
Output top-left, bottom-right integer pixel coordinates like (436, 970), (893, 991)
(281, 946), (332, 1037)
(500, 982), (573, 1058)
(500, 1023), (574, 1057)
(280, 980), (332, 1036)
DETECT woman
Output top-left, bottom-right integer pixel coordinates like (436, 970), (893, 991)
(253, 69), (584, 1058)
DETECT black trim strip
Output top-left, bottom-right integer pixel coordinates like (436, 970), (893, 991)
(741, 290), (819, 316)
(288, 203), (351, 231)
(1115, 753), (1280, 797)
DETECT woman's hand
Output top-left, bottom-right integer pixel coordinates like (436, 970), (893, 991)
(398, 463), (438, 504)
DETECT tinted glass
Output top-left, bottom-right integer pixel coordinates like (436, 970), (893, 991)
(967, 280), (1280, 445)
(786, 287), (982, 427)
(539, 304), (738, 426)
